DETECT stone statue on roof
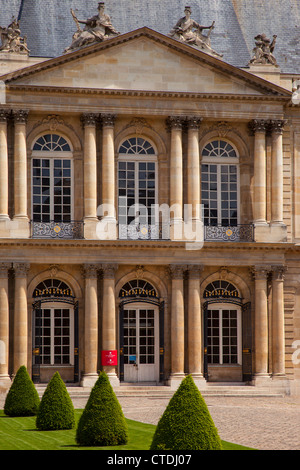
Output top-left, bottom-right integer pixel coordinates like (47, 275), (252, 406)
(64, 2), (120, 53)
(249, 33), (278, 66)
(0, 16), (29, 54)
(169, 6), (222, 58)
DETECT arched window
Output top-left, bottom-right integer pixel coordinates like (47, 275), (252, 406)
(203, 280), (240, 300)
(118, 137), (158, 239)
(119, 279), (158, 299)
(31, 133), (73, 224)
(201, 139), (239, 227)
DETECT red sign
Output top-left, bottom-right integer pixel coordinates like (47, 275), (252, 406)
(101, 350), (118, 366)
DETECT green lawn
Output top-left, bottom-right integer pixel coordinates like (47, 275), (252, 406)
(0, 410), (253, 450)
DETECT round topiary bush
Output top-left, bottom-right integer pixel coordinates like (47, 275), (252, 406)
(76, 372), (129, 446)
(4, 365), (40, 417)
(150, 375), (222, 450)
(36, 371), (75, 430)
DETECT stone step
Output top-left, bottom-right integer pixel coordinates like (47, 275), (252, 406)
(35, 383), (285, 398)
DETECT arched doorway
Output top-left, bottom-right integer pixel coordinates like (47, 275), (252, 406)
(203, 279), (252, 382)
(119, 279), (164, 383)
(32, 278), (79, 383)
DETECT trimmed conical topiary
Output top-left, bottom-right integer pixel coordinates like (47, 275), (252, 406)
(76, 372), (129, 446)
(150, 375), (222, 450)
(36, 371), (75, 430)
(4, 365), (40, 417)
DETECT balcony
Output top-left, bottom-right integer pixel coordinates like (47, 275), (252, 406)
(31, 220), (84, 239)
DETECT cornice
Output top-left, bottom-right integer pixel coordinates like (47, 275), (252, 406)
(0, 238), (296, 252)
(6, 84), (290, 103)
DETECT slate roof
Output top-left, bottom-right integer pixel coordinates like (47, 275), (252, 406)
(0, 0), (299, 73)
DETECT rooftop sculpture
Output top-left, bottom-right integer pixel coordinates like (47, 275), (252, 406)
(64, 2), (120, 53)
(249, 33), (278, 66)
(169, 6), (222, 58)
(0, 16), (29, 54)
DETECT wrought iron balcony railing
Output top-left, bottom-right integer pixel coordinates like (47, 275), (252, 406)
(204, 224), (254, 242)
(119, 223), (254, 242)
(31, 220), (84, 239)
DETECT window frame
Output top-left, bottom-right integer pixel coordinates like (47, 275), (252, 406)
(31, 133), (74, 223)
(201, 139), (240, 227)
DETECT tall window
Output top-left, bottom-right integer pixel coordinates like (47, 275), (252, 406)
(32, 134), (73, 223)
(204, 280), (242, 366)
(118, 137), (158, 239)
(33, 279), (75, 366)
(201, 140), (239, 227)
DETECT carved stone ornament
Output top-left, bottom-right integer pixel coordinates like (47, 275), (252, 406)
(0, 17), (29, 54)
(249, 33), (278, 66)
(64, 3), (120, 53)
(169, 6), (222, 58)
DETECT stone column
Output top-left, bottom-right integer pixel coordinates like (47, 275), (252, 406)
(81, 113), (99, 238)
(102, 263), (119, 387)
(249, 120), (267, 225)
(101, 114), (117, 239)
(269, 120), (286, 225)
(271, 265), (286, 376)
(13, 110), (29, 220)
(81, 264), (99, 387)
(169, 264), (186, 388)
(13, 262), (29, 374)
(187, 265), (206, 386)
(167, 117), (184, 240)
(0, 110), (10, 220)
(186, 117), (202, 221)
(253, 266), (271, 383)
(0, 263), (11, 387)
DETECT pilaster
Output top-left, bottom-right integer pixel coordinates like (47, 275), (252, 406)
(0, 263), (11, 388)
(13, 262), (30, 373)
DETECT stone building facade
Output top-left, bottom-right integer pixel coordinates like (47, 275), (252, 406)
(0, 1), (300, 395)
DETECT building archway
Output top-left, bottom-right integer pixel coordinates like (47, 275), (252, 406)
(32, 277), (79, 384)
(118, 278), (164, 383)
(202, 278), (252, 382)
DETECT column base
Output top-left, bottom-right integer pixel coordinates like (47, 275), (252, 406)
(83, 217), (100, 239)
(253, 373), (272, 387)
(105, 371), (120, 389)
(0, 217), (30, 238)
(254, 222), (287, 242)
(167, 373), (185, 390)
(189, 374), (207, 390)
(95, 216), (117, 240)
(80, 373), (98, 388)
(170, 219), (184, 242)
(0, 374), (11, 392)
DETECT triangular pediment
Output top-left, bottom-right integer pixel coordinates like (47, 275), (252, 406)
(0, 27), (291, 98)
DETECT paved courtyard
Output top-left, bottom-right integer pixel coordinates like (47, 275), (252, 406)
(115, 395), (300, 450)
(1, 392), (299, 450)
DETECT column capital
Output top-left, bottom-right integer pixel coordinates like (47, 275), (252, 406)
(248, 119), (268, 135)
(0, 262), (11, 278)
(271, 265), (287, 281)
(168, 264), (187, 279)
(13, 262), (30, 278)
(166, 116), (185, 131)
(101, 113), (116, 127)
(80, 112), (99, 126)
(250, 265), (271, 280)
(188, 264), (203, 279)
(102, 263), (118, 279)
(185, 116), (203, 130)
(0, 109), (11, 123)
(82, 263), (99, 279)
(12, 109), (29, 124)
(267, 119), (287, 135)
